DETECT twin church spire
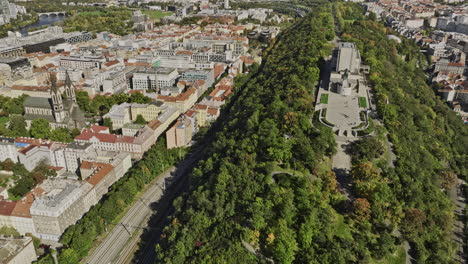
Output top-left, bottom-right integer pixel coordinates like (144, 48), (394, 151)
(49, 71), (77, 123)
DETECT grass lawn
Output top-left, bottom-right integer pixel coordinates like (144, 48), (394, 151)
(320, 93), (329, 104)
(359, 97), (367, 108)
(142, 10), (172, 20)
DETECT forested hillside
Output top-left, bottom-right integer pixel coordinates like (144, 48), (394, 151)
(337, 3), (468, 263)
(154, 5), (412, 264)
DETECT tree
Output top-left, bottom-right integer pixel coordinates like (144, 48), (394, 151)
(351, 137), (384, 162)
(50, 127), (73, 142)
(129, 92), (152, 104)
(1, 159), (15, 171)
(351, 162), (380, 182)
(2, 95), (26, 115)
(134, 114), (146, 124)
(8, 176), (34, 199)
(12, 163), (28, 176)
(352, 198), (371, 222)
(71, 128), (81, 138)
(59, 248), (80, 264)
(103, 118), (113, 131)
(439, 170), (457, 190)
(8, 115), (28, 137)
(401, 208), (426, 239)
(30, 118), (51, 139)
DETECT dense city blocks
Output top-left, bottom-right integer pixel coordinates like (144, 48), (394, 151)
(0, 0), (467, 264)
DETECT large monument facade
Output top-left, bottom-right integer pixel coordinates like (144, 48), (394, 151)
(330, 42), (369, 96)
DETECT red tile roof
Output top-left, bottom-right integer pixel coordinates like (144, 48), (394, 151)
(194, 104), (208, 110)
(18, 145), (36, 155)
(176, 50), (193, 56)
(185, 109), (197, 117)
(148, 120), (162, 131)
(157, 88), (196, 102)
(82, 161), (114, 186)
(214, 64), (225, 78)
(207, 107), (219, 116)
(75, 125), (135, 143)
(0, 200), (16, 216)
(11, 187), (45, 218)
(104, 60), (120, 67)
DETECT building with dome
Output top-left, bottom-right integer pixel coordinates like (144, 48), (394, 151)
(23, 72), (86, 129)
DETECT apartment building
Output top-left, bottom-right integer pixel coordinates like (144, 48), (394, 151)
(181, 68), (214, 88)
(103, 102), (163, 129)
(62, 142), (97, 174)
(166, 117), (193, 149)
(132, 69), (158, 90)
(74, 125), (145, 158)
(59, 55), (106, 70)
(17, 142), (68, 171)
(0, 236), (37, 264)
(157, 87), (198, 114)
(102, 70), (127, 94)
(0, 46), (25, 58)
(30, 179), (93, 241)
(435, 60), (466, 76)
(0, 137), (17, 162)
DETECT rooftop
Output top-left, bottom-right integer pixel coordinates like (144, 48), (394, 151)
(31, 179), (84, 213)
(0, 237), (33, 264)
(66, 141), (93, 150)
(81, 161), (114, 186)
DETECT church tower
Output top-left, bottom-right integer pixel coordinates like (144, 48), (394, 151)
(64, 70), (76, 102)
(50, 74), (65, 123)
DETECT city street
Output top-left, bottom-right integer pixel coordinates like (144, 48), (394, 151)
(84, 168), (171, 264)
(84, 148), (202, 264)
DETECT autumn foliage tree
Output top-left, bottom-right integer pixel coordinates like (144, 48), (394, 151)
(352, 198), (371, 222)
(401, 208), (426, 240)
(439, 170), (457, 190)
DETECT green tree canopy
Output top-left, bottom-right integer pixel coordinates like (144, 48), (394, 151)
(134, 114), (147, 124)
(30, 118), (51, 139)
(8, 115), (28, 137)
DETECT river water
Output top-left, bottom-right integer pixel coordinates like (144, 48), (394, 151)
(20, 14), (66, 36)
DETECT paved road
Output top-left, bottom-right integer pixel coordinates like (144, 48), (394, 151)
(132, 148), (205, 264)
(332, 137), (356, 201)
(84, 148), (203, 264)
(84, 167), (173, 264)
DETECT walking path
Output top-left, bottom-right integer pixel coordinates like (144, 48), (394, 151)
(449, 180), (467, 264)
(331, 137), (356, 201)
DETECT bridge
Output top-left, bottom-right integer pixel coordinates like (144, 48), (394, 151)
(38, 12), (66, 17)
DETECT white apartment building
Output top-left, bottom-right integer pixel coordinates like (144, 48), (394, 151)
(74, 125), (143, 157)
(158, 53), (193, 68)
(0, 137), (18, 162)
(103, 71), (127, 94)
(132, 70), (158, 90)
(0, 237), (37, 264)
(156, 68), (178, 88)
(59, 55), (106, 70)
(63, 142), (97, 173)
(30, 179), (94, 241)
(17, 142), (68, 171)
(132, 68), (178, 90)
